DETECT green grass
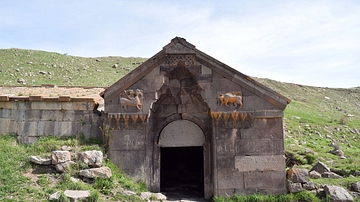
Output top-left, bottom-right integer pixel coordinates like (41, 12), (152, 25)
(0, 134), (147, 201)
(0, 48), (146, 86)
(213, 191), (321, 202)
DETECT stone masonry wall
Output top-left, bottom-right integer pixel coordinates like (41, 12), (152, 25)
(0, 95), (103, 144)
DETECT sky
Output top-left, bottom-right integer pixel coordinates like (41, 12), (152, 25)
(1, 0), (359, 88)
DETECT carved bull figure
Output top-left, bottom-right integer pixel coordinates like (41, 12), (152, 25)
(218, 92), (243, 108)
(120, 89), (143, 110)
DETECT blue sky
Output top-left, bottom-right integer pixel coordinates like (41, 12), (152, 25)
(1, 0), (359, 88)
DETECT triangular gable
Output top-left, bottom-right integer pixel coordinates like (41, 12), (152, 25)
(103, 37), (290, 109)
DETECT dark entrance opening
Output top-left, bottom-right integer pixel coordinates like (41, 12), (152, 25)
(160, 146), (204, 199)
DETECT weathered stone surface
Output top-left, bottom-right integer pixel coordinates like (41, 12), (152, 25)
(78, 150), (103, 167)
(158, 120), (205, 147)
(52, 151), (71, 164)
(287, 182), (302, 193)
(55, 161), (75, 173)
(79, 167), (112, 178)
(122, 190), (136, 196)
(309, 170), (322, 179)
(244, 170), (286, 192)
(311, 161), (331, 174)
(64, 190), (90, 202)
(303, 181), (317, 191)
(49, 191), (61, 201)
(30, 156), (52, 165)
(351, 182), (360, 192)
(235, 155), (285, 172)
(140, 192), (152, 200)
(322, 172), (343, 179)
(287, 166), (309, 183)
(324, 185), (354, 202)
(153, 192), (167, 200)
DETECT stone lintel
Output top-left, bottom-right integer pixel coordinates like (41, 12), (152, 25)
(235, 155), (285, 172)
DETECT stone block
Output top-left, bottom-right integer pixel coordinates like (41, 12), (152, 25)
(241, 118), (283, 140)
(216, 139), (236, 156)
(244, 170), (286, 191)
(237, 139), (284, 156)
(58, 96), (71, 102)
(108, 150), (146, 182)
(60, 102), (73, 110)
(0, 109), (9, 120)
(16, 101), (31, 110)
(29, 95), (42, 101)
(201, 65), (212, 74)
(46, 102), (61, 110)
(235, 155), (285, 172)
(30, 102), (46, 110)
(63, 110), (75, 121)
(24, 121), (38, 136)
(219, 78), (240, 91)
(11, 109), (25, 121)
(72, 102), (89, 110)
(0, 95), (9, 101)
(25, 109), (41, 121)
(52, 151), (71, 164)
(287, 182), (302, 193)
(203, 90), (216, 99)
(218, 171), (244, 189)
(216, 156), (235, 173)
(0, 101), (13, 109)
(54, 122), (72, 137)
(110, 130), (145, 150)
(0, 118), (10, 134)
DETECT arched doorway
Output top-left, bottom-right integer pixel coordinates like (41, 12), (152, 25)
(158, 120), (205, 198)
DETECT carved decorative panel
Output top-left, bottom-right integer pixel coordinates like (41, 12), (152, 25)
(165, 55), (196, 66)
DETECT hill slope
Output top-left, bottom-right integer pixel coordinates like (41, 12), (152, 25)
(0, 48), (146, 86)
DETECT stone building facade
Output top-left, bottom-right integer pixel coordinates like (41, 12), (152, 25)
(102, 37), (290, 198)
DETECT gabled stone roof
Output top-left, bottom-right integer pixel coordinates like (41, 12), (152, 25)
(103, 37), (290, 110)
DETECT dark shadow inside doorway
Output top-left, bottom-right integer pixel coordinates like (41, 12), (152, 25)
(160, 146), (204, 199)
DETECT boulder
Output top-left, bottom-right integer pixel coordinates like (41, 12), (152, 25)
(52, 151), (71, 164)
(78, 150), (103, 167)
(303, 181), (317, 191)
(322, 172), (343, 179)
(64, 190), (90, 202)
(287, 166), (309, 183)
(154, 192), (167, 201)
(309, 170), (322, 179)
(30, 156), (52, 165)
(351, 182), (360, 192)
(311, 161), (331, 174)
(55, 161), (75, 173)
(324, 185), (353, 202)
(49, 191), (61, 201)
(140, 192), (152, 200)
(79, 167), (112, 179)
(122, 190), (136, 196)
(287, 182), (302, 193)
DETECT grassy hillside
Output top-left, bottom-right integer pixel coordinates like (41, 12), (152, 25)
(0, 48), (146, 86)
(256, 78), (360, 173)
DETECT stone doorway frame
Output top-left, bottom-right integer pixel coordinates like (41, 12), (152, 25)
(149, 113), (213, 199)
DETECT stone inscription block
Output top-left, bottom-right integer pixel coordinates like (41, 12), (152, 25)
(235, 155), (285, 172)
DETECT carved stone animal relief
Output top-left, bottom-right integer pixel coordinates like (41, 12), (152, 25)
(218, 92), (243, 108)
(119, 89), (143, 110)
